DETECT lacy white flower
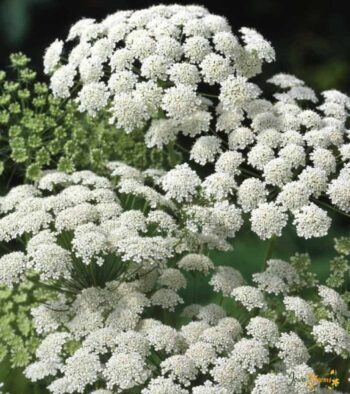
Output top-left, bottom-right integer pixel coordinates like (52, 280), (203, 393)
(209, 266), (245, 296)
(197, 304), (226, 325)
(161, 355), (198, 386)
(276, 181), (310, 210)
(310, 148), (336, 175)
(0, 252), (27, 287)
(215, 151), (243, 175)
(283, 296), (316, 325)
(252, 373), (290, 394)
(327, 174), (350, 213)
(312, 320), (350, 358)
(278, 143), (306, 168)
(181, 321), (210, 345)
(250, 202), (288, 239)
(177, 254), (214, 273)
(158, 268), (187, 291)
(200, 53), (232, 85)
(186, 342), (216, 373)
(263, 158), (292, 187)
(298, 167), (328, 198)
(230, 338), (269, 373)
(211, 357), (248, 392)
(50, 348), (102, 393)
(190, 136), (222, 165)
(162, 84), (201, 119)
(246, 317), (279, 346)
(44, 39), (63, 74)
(237, 178), (268, 212)
(318, 285), (349, 317)
(142, 377), (188, 394)
(202, 173), (236, 201)
(145, 118), (179, 148)
(252, 271), (289, 294)
(231, 286), (266, 311)
(247, 144), (275, 170)
(220, 75), (261, 111)
(293, 203), (331, 239)
(147, 324), (184, 354)
(103, 352), (150, 390)
(161, 164), (201, 202)
(151, 288), (184, 311)
(276, 332), (310, 367)
(50, 65), (76, 98)
(228, 127), (255, 150)
(76, 81), (110, 116)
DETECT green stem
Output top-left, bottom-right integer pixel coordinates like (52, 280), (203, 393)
(238, 166), (262, 179)
(200, 92), (218, 99)
(262, 235), (276, 271)
(312, 198), (350, 219)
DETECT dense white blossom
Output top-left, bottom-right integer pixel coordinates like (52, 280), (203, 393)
(3, 6), (350, 394)
(231, 286), (266, 311)
(250, 203), (288, 239)
(293, 203), (331, 239)
(318, 285), (349, 317)
(161, 164), (201, 202)
(312, 320), (350, 358)
(190, 136), (221, 165)
(231, 338), (269, 373)
(237, 178), (268, 212)
(220, 75), (261, 111)
(276, 181), (310, 210)
(44, 39), (63, 74)
(246, 317), (279, 346)
(211, 357), (248, 392)
(276, 332), (310, 367)
(252, 373), (290, 394)
(283, 296), (316, 325)
(247, 144), (275, 170)
(76, 82), (110, 116)
(142, 377), (188, 394)
(161, 355), (198, 386)
(103, 352), (150, 390)
(177, 254), (214, 273)
(209, 266), (245, 295)
(327, 175), (350, 213)
(0, 252), (27, 287)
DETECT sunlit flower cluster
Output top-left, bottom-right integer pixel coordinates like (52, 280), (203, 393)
(20, 250), (350, 393)
(0, 170), (181, 291)
(46, 4), (350, 241)
(1, 4), (350, 394)
(46, 4), (273, 137)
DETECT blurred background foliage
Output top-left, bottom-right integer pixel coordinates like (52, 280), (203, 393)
(0, 0), (349, 393)
(0, 0), (349, 91)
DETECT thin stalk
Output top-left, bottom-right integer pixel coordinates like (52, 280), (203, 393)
(312, 198), (350, 219)
(262, 235), (276, 271)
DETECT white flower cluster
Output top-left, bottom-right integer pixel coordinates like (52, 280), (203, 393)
(17, 249), (349, 393)
(108, 162), (243, 252)
(2, 4), (350, 394)
(183, 76), (350, 239)
(45, 4), (350, 241)
(0, 170), (182, 290)
(153, 75), (350, 240)
(46, 4), (273, 134)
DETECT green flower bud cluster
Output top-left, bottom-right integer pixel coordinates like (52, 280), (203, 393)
(0, 279), (55, 368)
(0, 53), (181, 184)
(327, 237), (350, 290)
